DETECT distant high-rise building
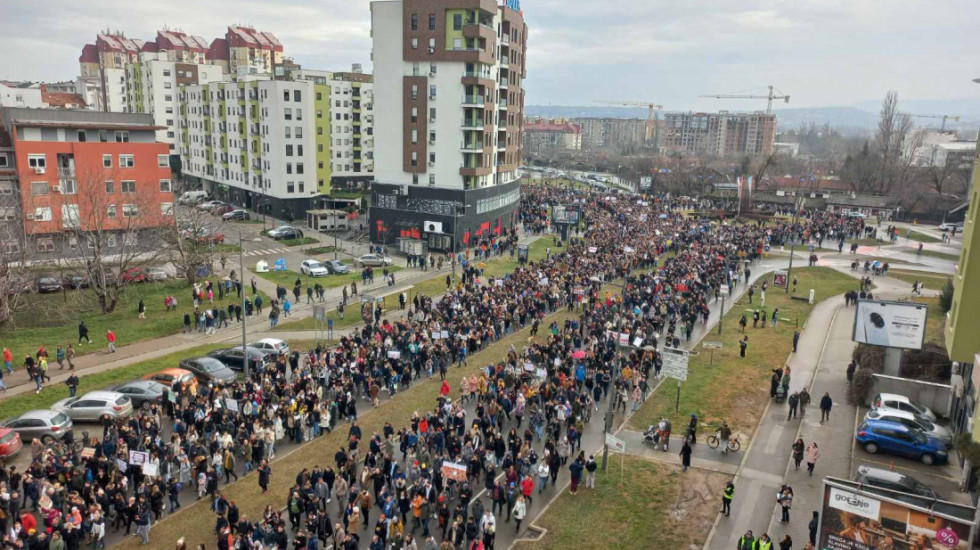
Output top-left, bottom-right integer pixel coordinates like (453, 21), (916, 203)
(661, 111), (776, 156)
(576, 117), (649, 151)
(524, 118), (581, 153)
(369, 0), (526, 251)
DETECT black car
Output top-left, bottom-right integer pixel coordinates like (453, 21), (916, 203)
(62, 273), (91, 289)
(35, 275), (62, 293)
(271, 227), (304, 240)
(107, 380), (168, 408)
(207, 347), (272, 372)
(178, 357), (239, 383)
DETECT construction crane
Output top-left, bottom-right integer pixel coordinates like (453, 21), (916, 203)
(595, 100), (664, 121)
(699, 85), (789, 114)
(902, 113), (960, 133)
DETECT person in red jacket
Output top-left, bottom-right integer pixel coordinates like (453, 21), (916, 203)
(106, 329), (116, 353)
(20, 511), (37, 535)
(439, 380), (451, 397)
(520, 475), (535, 506)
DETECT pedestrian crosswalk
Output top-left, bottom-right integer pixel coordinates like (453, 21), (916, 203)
(242, 247), (291, 257)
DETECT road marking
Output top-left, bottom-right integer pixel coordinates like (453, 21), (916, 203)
(739, 467), (786, 485)
(762, 423), (785, 455)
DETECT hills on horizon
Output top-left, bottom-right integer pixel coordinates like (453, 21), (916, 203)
(526, 98), (980, 135)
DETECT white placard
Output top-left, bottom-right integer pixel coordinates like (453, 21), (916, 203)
(431, 331), (441, 340)
(128, 450), (149, 466)
(535, 368), (547, 379)
(588, 246), (597, 253)
(225, 399), (239, 412)
(632, 337), (643, 347)
(387, 350), (401, 359)
(440, 331), (449, 339)
(605, 433), (626, 453)
(661, 348), (689, 382)
(142, 462), (159, 477)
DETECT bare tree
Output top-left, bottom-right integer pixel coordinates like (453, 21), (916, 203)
(0, 191), (30, 327)
(874, 91), (914, 195)
(41, 165), (170, 313)
(161, 199), (219, 286)
(926, 152), (968, 198)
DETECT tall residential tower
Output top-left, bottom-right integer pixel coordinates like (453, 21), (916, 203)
(369, 0), (526, 251)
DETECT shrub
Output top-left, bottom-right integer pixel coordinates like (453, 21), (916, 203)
(939, 277), (955, 313)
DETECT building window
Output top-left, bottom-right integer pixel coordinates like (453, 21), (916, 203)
(297, 163), (304, 174)
(77, 130), (87, 142)
(105, 180), (114, 194)
(3, 242), (19, 254)
(429, 152), (436, 163)
(295, 127), (303, 138)
(411, 151), (418, 166)
(0, 155), (7, 168)
(159, 179), (172, 192)
(429, 107), (436, 121)
(429, 85), (436, 98)
(411, 129), (418, 144)
(293, 90), (301, 102)
(36, 238), (55, 253)
(99, 130), (108, 143)
(430, 63), (437, 75)
(157, 154), (168, 167)
(286, 144), (294, 156)
(31, 182), (48, 195)
(285, 127), (291, 138)
(411, 107), (418, 123)
(429, 174), (435, 185)
(27, 154), (46, 171)
(429, 131), (436, 143)
(107, 234), (117, 247)
(286, 163), (293, 174)
(287, 182), (295, 193)
(284, 108), (292, 120)
(316, 92), (322, 100)
(121, 180), (136, 193)
(115, 131), (129, 143)
(62, 205), (80, 228)
(453, 13), (462, 30)
(33, 207), (52, 221)
(161, 202), (174, 215)
(429, 13), (436, 30)
(411, 85), (418, 100)
(297, 145), (303, 156)
(411, 13), (418, 30)
(61, 179), (77, 194)
(103, 154), (112, 168)
(411, 38), (418, 49)
(119, 155), (134, 168)
(283, 90), (290, 102)
(412, 174), (419, 185)
(122, 204), (138, 218)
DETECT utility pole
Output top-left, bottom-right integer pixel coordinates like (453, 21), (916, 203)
(239, 229), (249, 378)
(718, 292), (725, 335)
(602, 344), (622, 472)
(784, 175), (813, 294)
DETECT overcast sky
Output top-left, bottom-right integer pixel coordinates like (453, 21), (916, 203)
(3, 0), (978, 111)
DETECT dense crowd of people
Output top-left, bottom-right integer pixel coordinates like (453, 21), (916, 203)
(0, 184), (868, 550)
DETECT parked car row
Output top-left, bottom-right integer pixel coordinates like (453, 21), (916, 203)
(15, 266), (170, 296)
(0, 339), (291, 458)
(855, 393), (949, 466)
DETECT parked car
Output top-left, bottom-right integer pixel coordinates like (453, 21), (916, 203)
(222, 209), (250, 221)
(864, 408), (952, 446)
(107, 380), (168, 408)
(939, 222), (964, 232)
(0, 410), (73, 443)
(62, 273), (90, 289)
(146, 267), (169, 282)
(872, 393), (937, 421)
(301, 260), (329, 277)
(120, 268), (147, 284)
(197, 200), (224, 211)
(178, 190), (208, 205)
(51, 391), (133, 422)
(0, 428), (23, 459)
(323, 260), (350, 274)
(356, 254), (392, 267)
(35, 275), (63, 293)
(142, 368), (198, 394)
(92, 270), (117, 289)
(178, 357), (238, 383)
(856, 419), (948, 465)
(197, 233), (226, 245)
(248, 338), (290, 356)
(854, 465), (944, 500)
(207, 346), (273, 372)
(847, 211), (867, 218)
(211, 204), (235, 215)
(268, 226), (304, 240)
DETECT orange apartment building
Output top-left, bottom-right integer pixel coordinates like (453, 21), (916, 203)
(0, 107), (173, 258)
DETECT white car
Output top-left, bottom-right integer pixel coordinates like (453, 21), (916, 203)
(248, 338), (290, 356)
(939, 222), (963, 232)
(300, 260), (329, 277)
(872, 392), (937, 422)
(146, 267), (168, 282)
(51, 391), (133, 422)
(356, 254), (393, 267)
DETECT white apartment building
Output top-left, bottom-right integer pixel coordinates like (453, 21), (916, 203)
(125, 53), (229, 152)
(178, 78), (320, 219)
(368, 0), (527, 251)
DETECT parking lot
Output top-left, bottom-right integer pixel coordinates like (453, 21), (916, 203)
(851, 405), (971, 505)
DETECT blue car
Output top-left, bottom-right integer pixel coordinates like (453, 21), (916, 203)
(856, 419), (948, 465)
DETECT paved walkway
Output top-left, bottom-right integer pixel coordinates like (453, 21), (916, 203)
(0, 236), (541, 399)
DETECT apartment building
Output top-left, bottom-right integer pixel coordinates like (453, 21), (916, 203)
(0, 107), (173, 259)
(177, 78), (322, 220)
(79, 33), (143, 112)
(369, 0), (527, 251)
(662, 111), (776, 157)
(577, 117), (649, 151)
(524, 118), (582, 153)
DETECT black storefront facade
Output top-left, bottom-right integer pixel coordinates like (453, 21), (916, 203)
(368, 178), (522, 252)
(184, 174), (319, 222)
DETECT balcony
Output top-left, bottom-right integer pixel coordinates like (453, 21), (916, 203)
(462, 119), (484, 130)
(463, 95), (486, 106)
(499, 55), (509, 67)
(57, 167), (76, 179)
(461, 141), (482, 152)
(499, 98), (508, 109)
(499, 77), (508, 88)
(501, 34), (510, 45)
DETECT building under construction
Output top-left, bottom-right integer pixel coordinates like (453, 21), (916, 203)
(661, 111), (776, 157)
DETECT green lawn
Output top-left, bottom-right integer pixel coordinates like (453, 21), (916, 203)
(907, 296), (945, 346)
(852, 237), (890, 246)
(885, 269), (952, 289)
(281, 237), (319, 247)
(270, 307), (364, 333)
(907, 230), (941, 244)
(2, 280), (267, 368)
(304, 246), (337, 255)
(0, 340), (321, 419)
(916, 249), (960, 262)
(232, 219), (265, 225)
(629, 267), (859, 435)
(212, 243), (242, 254)
(514, 456), (728, 550)
(256, 266), (404, 292)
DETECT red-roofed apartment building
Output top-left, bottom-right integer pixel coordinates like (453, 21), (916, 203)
(524, 119), (582, 153)
(0, 107), (173, 259)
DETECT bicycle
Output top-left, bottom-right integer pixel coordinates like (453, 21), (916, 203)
(706, 434), (740, 453)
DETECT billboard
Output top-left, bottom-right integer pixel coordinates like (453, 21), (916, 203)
(552, 205), (581, 225)
(818, 480), (973, 550)
(852, 300), (928, 350)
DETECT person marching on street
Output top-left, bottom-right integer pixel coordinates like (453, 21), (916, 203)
(721, 481), (734, 517)
(737, 530), (755, 550)
(819, 392), (833, 422)
(805, 442), (820, 476)
(777, 485), (794, 522)
(791, 438), (805, 470)
(679, 439), (693, 472)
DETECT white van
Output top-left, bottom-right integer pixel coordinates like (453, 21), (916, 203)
(179, 191), (208, 205)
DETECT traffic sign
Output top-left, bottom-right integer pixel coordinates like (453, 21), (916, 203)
(720, 284), (730, 296)
(702, 341), (723, 349)
(661, 347), (689, 381)
(605, 433), (626, 453)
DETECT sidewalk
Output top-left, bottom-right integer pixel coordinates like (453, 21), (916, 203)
(0, 235), (541, 399)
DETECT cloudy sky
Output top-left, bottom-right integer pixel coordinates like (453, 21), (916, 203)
(3, 0), (978, 111)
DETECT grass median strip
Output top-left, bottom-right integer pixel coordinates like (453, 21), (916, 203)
(514, 456), (729, 550)
(115, 306), (582, 550)
(628, 266), (857, 435)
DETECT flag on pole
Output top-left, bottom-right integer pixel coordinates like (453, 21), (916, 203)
(736, 176), (743, 200)
(747, 176), (753, 194)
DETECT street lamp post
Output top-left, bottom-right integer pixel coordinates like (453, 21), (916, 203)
(239, 229), (249, 378)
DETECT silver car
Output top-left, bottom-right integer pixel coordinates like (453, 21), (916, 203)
(51, 390), (133, 422)
(0, 410), (73, 443)
(864, 408), (952, 446)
